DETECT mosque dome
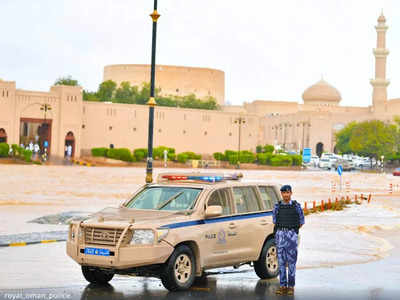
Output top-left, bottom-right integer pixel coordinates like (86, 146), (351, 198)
(302, 79), (341, 105)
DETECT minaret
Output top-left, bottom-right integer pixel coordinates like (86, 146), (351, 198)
(370, 12), (389, 113)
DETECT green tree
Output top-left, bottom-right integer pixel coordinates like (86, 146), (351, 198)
(83, 90), (100, 101)
(97, 80), (117, 102)
(347, 120), (397, 160)
(54, 76), (79, 86)
(335, 121), (357, 154)
(114, 81), (138, 104)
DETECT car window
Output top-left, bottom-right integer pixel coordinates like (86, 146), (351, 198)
(125, 187), (202, 211)
(258, 186), (278, 210)
(232, 186), (261, 213)
(207, 189), (232, 215)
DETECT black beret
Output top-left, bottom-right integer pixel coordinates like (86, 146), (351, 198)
(280, 185), (292, 192)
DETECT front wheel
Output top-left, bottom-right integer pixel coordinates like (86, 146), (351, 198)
(160, 245), (196, 291)
(254, 239), (279, 279)
(81, 266), (114, 284)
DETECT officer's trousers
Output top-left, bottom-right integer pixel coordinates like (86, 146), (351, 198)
(275, 229), (298, 287)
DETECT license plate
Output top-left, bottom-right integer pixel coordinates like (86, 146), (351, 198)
(84, 247), (110, 256)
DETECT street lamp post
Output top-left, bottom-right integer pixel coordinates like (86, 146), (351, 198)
(234, 116), (245, 169)
(145, 0), (160, 183)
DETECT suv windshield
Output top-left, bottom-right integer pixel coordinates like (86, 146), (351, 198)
(124, 186), (202, 211)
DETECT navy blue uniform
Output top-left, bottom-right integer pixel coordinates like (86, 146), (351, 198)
(273, 200), (305, 287)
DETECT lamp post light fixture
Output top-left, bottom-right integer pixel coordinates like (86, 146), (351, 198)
(234, 116), (245, 169)
(381, 155), (384, 171)
(145, 0), (160, 183)
(40, 104), (52, 121)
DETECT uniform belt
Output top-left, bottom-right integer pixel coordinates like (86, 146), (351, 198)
(277, 228), (295, 232)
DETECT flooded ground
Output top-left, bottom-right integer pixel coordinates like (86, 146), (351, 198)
(0, 165), (399, 298)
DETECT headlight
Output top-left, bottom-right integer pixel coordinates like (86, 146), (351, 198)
(130, 230), (155, 245)
(69, 224), (76, 241)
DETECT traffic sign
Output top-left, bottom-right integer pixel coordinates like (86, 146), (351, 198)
(337, 165), (343, 176)
(302, 148), (312, 163)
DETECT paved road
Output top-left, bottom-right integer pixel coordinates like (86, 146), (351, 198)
(0, 235), (399, 300)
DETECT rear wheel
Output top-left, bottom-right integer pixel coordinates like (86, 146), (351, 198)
(254, 239), (279, 279)
(160, 245), (196, 291)
(81, 266), (114, 284)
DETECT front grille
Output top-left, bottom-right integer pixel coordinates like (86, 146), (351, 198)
(84, 227), (128, 246)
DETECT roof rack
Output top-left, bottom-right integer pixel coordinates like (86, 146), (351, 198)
(156, 172), (243, 184)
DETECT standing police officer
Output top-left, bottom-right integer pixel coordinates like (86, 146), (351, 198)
(273, 185), (305, 296)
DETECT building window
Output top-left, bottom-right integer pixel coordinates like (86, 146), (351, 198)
(204, 131), (207, 135)
(109, 126), (112, 131)
(82, 124), (85, 129)
(158, 129), (162, 133)
(183, 130), (186, 134)
(176, 88), (179, 92)
(133, 127), (137, 132)
(229, 132), (232, 136)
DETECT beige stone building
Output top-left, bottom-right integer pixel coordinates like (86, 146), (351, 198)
(0, 13), (399, 159)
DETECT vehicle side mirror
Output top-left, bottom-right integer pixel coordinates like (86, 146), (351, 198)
(205, 205), (222, 218)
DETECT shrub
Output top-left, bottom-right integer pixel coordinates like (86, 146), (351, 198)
(263, 144), (274, 153)
(11, 144), (19, 157)
(107, 148), (135, 162)
(224, 150), (237, 161)
(180, 151), (201, 160)
(177, 153), (189, 163)
(134, 148), (147, 161)
(167, 153), (176, 161)
(23, 149), (33, 162)
(291, 155), (303, 166)
(257, 153), (272, 165)
(270, 155), (293, 166)
(0, 143), (9, 157)
(239, 151), (255, 163)
(228, 155), (239, 165)
(256, 145), (263, 153)
(213, 152), (225, 161)
(153, 146), (168, 159)
(91, 147), (108, 157)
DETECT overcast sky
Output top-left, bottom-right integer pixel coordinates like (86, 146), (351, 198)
(1, 0), (399, 107)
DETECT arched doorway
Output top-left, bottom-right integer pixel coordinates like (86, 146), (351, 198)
(0, 128), (7, 143)
(65, 131), (75, 158)
(316, 142), (324, 157)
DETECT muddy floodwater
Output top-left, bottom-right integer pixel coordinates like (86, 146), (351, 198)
(0, 165), (400, 297)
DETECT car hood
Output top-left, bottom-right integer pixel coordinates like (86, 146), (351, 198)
(84, 206), (192, 227)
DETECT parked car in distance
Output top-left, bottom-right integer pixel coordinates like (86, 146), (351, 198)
(332, 159), (353, 171)
(393, 168), (400, 176)
(318, 158), (331, 169)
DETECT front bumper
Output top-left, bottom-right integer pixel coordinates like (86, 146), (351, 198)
(67, 239), (174, 269)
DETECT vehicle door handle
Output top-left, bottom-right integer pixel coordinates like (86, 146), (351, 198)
(260, 219), (268, 225)
(228, 222), (237, 229)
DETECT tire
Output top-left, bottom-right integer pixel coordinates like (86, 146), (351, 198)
(160, 245), (196, 291)
(81, 266), (114, 284)
(254, 239), (279, 279)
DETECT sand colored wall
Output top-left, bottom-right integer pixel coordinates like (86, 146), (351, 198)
(103, 64), (225, 106)
(81, 101), (260, 155)
(243, 100), (299, 116)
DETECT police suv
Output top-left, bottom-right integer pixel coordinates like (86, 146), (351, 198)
(66, 173), (281, 291)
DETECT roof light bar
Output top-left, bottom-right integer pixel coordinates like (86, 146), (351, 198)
(160, 173), (242, 183)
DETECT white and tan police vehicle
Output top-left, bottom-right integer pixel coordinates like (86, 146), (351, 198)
(67, 173), (280, 291)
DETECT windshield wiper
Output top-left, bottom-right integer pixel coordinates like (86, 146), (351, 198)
(156, 191), (184, 210)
